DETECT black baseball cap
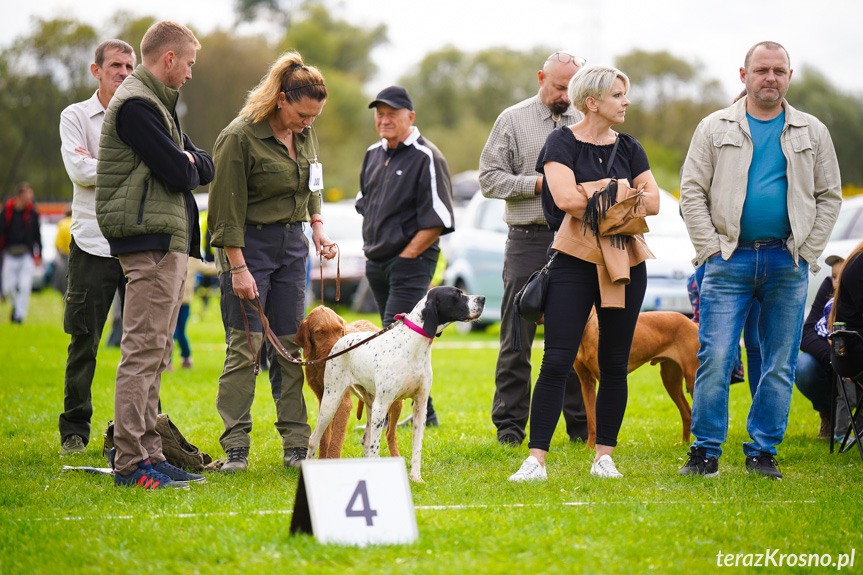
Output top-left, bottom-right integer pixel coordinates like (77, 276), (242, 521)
(825, 254), (846, 266)
(368, 85), (413, 111)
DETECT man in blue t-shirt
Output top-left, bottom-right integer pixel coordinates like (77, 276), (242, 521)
(678, 41), (842, 480)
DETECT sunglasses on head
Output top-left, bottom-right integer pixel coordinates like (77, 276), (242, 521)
(546, 52), (586, 67)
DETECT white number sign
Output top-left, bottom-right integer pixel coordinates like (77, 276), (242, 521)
(290, 457), (418, 545)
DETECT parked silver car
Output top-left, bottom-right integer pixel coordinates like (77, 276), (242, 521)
(443, 188), (695, 330)
(806, 194), (863, 307)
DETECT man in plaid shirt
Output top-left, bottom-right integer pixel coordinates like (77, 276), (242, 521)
(479, 51), (588, 447)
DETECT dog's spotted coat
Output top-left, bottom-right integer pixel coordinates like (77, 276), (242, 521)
(307, 286), (485, 482)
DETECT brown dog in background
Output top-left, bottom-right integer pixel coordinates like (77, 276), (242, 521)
(573, 310), (699, 448)
(295, 306), (401, 459)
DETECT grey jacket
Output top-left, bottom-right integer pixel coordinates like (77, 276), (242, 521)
(679, 97), (842, 273)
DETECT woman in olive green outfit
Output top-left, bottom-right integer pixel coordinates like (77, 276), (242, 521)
(208, 51), (335, 473)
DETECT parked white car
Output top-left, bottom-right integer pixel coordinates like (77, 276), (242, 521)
(443, 188), (695, 330)
(806, 194), (863, 308)
(305, 200), (368, 307)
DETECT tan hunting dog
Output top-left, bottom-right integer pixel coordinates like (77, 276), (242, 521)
(573, 310), (699, 448)
(295, 306), (402, 459)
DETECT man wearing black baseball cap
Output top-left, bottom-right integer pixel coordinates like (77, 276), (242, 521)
(367, 85), (413, 110)
(355, 85), (455, 426)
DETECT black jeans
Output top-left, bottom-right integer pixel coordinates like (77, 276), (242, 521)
(366, 254), (438, 417)
(529, 254), (646, 451)
(492, 226), (587, 443)
(365, 255), (437, 328)
(59, 238), (126, 445)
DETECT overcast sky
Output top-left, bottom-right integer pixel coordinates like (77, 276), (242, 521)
(3, 0), (860, 101)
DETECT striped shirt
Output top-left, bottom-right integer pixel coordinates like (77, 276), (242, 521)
(479, 92), (583, 226)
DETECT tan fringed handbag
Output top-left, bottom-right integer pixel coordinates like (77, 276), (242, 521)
(597, 180), (649, 238)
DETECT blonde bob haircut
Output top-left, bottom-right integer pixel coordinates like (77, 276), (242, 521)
(240, 51), (327, 124)
(568, 65), (631, 114)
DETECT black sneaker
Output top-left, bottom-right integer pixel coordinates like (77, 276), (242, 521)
(151, 460), (206, 484)
(678, 445), (719, 477)
(745, 453), (782, 480)
(283, 447), (308, 470)
(114, 459), (188, 490)
(499, 434), (521, 447)
(60, 434), (86, 456)
(222, 447), (249, 474)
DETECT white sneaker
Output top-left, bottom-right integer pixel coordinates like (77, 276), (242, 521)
(508, 455), (547, 482)
(590, 454), (623, 478)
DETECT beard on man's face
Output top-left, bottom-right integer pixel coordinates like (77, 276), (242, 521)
(550, 99), (570, 115)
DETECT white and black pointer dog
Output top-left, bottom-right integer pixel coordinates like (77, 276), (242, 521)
(307, 286), (485, 482)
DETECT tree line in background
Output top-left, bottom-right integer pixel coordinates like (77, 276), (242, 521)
(2, 0), (862, 202)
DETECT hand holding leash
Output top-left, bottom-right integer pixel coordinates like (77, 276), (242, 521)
(231, 267), (258, 300)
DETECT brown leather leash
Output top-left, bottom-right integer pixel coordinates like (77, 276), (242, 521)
(238, 296), (403, 375)
(318, 242), (340, 305)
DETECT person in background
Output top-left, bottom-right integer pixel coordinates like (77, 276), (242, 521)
(53, 206), (72, 294)
(0, 183), (42, 324)
(356, 85), (455, 427)
(795, 254), (855, 440)
(96, 21), (214, 489)
(678, 41), (841, 480)
(209, 51), (334, 474)
(57, 40), (135, 456)
(508, 65), (660, 482)
(171, 256), (217, 369)
(827, 243), (863, 441)
(480, 51), (588, 448)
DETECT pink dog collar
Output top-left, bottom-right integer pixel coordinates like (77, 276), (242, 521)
(394, 313), (434, 340)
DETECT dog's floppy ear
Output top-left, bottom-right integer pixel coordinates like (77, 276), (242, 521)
(295, 316), (311, 357)
(421, 293), (439, 338)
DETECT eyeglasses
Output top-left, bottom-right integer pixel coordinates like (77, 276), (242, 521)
(546, 52), (586, 67)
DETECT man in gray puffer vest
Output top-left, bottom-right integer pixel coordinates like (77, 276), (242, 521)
(96, 21), (214, 490)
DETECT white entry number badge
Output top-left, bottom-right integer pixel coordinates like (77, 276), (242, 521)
(309, 162), (324, 191)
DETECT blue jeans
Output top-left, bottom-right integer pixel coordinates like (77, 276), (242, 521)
(695, 263), (762, 395)
(794, 351), (832, 415)
(691, 240), (809, 459)
(173, 303), (191, 359)
(742, 302), (762, 397)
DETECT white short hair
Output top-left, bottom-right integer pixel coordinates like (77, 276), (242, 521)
(568, 65), (631, 114)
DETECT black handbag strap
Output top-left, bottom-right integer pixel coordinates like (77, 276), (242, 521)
(542, 250), (557, 270)
(605, 135), (620, 178)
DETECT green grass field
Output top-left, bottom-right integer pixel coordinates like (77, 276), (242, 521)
(1, 291), (860, 574)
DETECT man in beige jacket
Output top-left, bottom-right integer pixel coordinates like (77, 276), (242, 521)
(678, 41), (841, 480)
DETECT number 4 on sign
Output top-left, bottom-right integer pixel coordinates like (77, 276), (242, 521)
(345, 480), (378, 526)
(290, 458), (418, 545)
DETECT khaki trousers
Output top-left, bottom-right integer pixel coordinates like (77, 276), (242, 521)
(113, 250), (187, 475)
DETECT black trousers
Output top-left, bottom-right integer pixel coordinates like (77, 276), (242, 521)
(365, 255), (437, 328)
(59, 238), (126, 445)
(529, 254), (646, 451)
(492, 226), (587, 443)
(366, 255), (438, 417)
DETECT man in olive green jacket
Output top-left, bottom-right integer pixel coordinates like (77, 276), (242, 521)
(96, 21), (214, 489)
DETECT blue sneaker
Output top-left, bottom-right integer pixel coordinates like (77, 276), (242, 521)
(114, 459), (189, 490)
(151, 460), (206, 484)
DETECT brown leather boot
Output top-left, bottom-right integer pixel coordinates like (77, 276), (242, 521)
(817, 413), (831, 440)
